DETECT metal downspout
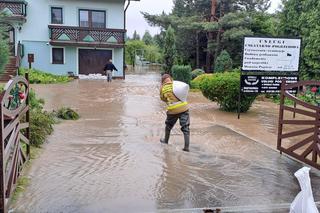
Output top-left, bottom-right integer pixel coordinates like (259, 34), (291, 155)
(123, 0), (131, 79)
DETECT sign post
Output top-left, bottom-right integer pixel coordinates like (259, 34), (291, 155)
(238, 37), (302, 118)
(28, 53), (34, 69)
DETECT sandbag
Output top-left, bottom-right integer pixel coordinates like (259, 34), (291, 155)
(173, 81), (189, 102)
(290, 167), (319, 213)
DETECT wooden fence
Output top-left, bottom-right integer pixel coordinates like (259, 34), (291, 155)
(0, 74), (30, 213)
(278, 79), (320, 170)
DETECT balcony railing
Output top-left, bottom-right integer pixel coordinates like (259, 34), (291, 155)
(49, 25), (126, 48)
(0, 0), (27, 18)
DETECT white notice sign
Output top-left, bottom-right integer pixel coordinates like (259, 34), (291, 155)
(242, 37), (301, 72)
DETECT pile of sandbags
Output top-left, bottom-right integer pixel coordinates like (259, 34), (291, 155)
(78, 74), (108, 80)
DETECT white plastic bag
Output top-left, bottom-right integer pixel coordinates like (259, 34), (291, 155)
(173, 81), (190, 102)
(290, 167), (319, 213)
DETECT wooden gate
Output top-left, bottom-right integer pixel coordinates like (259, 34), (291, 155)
(278, 79), (320, 170)
(0, 75), (30, 213)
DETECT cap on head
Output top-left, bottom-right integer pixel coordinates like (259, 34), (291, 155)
(162, 74), (172, 83)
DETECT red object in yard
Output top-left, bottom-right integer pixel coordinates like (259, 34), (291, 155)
(19, 92), (25, 100)
(311, 87), (318, 93)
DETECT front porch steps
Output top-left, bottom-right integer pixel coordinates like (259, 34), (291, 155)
(0, 56), (17, 82)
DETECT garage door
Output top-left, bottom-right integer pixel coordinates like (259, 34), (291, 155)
(79, 49), (112, 75)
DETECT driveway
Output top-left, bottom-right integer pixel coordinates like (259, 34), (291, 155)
(13, 72), (320, 213)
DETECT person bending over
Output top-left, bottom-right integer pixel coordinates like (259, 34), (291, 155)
(160, 74), (190, 152)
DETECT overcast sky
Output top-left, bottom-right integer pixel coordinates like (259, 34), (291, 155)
(126, 0), (282, 37)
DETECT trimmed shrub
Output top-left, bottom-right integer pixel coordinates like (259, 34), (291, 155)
(55, 107), (80, 120)
(191, 69), (205, 80)
(19, 68), (70, 84)
(171, 65), (192, 85)
(191, 74), (213, 89)
(214, 50), (233, 72)
(200, 72), (256, 112)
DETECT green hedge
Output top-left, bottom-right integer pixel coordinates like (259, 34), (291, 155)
(200, 72), (256, 112)
(191, 69), (205, 80)
(19, 68), (70, 84)
(191, 74), (213, 89)
(171, 65), (192, 85)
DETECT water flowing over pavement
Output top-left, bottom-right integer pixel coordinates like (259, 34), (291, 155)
(13, 72), (320, 213)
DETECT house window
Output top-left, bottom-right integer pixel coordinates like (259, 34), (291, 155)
(79, 9), (106, 28)
(51, 7), (63, 24)
(52, 48), (64, 64)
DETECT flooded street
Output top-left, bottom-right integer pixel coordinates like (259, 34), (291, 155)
(13, 72), (320, 213)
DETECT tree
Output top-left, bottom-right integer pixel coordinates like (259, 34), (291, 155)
(0, 13), (9, 74)
(142, 30), (153, 45)
(153, 32), (166, 49)
(132, 30), (141, 40)
(279, 0), (320, 79)
(145, 45), (162, 63)
(143, 0), (272, 70)
(214, 50), (233, 72)
(125, 40), (146, 68)
(163, 26), (177, 74)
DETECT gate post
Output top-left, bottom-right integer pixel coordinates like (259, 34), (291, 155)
(0, 97), (6, 213)
(277, 79), (286, 153)
(25, 73), (30, 157)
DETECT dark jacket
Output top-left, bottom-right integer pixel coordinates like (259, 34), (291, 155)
(104, 63), (118, 71)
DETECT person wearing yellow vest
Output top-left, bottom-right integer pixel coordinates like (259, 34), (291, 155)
(160, 74), (190, 152)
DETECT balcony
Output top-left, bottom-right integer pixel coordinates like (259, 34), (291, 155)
(0, 0), (27, 23)
(49, 25), (126, 48)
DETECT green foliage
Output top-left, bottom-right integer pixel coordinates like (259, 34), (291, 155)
(272, 88), (320, 106)
(171, 65), (192, 85)
(142, 30), (154, 45)
(125, 40), (146, 66)
(214, 50), (233, 72)
(144, 45), (162, 63)
(143, 0), (278, 69)
(0, 17), (9, 74)
(200, 72), (256, 112)
(279, 0), (320, 79)
(19, 68), (70, 84)
(30, 110), (55, 147)
(11, 176), (30, 203)
(55, 107), (80, 120)
(163, 26), (177, 74)
(28, 90), (55, 147)
(251, 12), (279, 36)
(29, 90), (45, 110)
(190, 73), (213, 89)
(191, 69), (205, 80)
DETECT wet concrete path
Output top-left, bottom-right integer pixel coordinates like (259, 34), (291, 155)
(13, 72), (320, 213)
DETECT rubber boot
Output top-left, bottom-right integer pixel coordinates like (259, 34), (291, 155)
(160, 129), (170, 144)
(182, 134), (190, 152)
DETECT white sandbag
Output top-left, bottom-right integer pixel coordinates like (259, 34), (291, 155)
(173, 81), (190, 102)
(290, 167), (319, 213)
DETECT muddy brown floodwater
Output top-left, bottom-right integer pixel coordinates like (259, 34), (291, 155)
(12, 72), (320, 213)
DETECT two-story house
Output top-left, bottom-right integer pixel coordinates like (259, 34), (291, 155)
(0, 0), (138, 80)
